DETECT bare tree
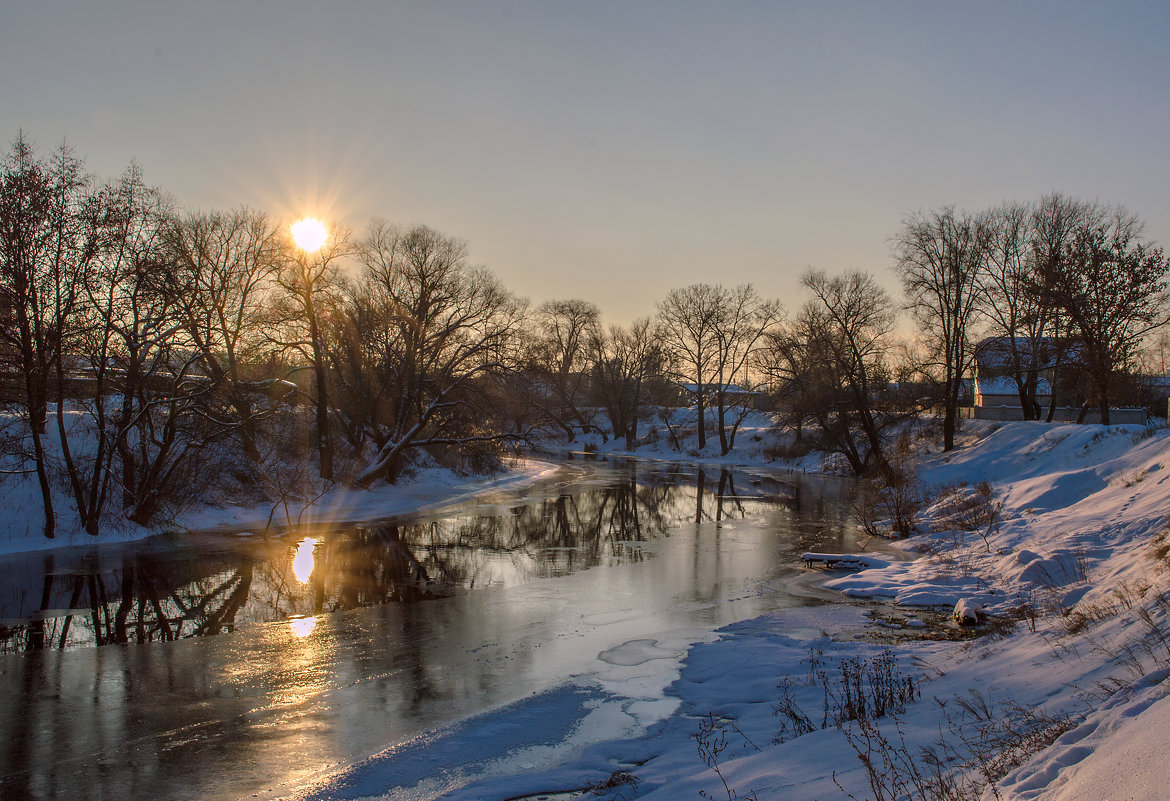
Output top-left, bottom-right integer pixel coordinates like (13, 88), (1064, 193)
(895, 207), (988, 451)
(588, 318), (663, 448)
(166, 207), (283, 463)
(656, 283), (721, 449)
(0, 135), (91, 537)
(352, 223), (528, 485)
(324, 274), (396, 453)
(977, 201), (1051, 419)
(1027, 193), (1106, 421)
(272, 221), (353, 481)
(657, 283), (781, 454)
(709, 284), (782, 455)
(1047, 211), (1170, 423)
(766, 270), (910, 475)
(527, 298), (602, 440)
(65, 164), (202, 528)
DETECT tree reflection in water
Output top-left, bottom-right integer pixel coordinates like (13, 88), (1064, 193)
(0, 461), (844, 653)
(0, 462), (863, 801)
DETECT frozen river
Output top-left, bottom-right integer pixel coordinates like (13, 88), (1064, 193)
(0, 459), (863, 800)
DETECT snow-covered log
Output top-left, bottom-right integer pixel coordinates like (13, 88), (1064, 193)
(800, 552), (890, 570)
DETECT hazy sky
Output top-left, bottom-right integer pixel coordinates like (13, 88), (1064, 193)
(4, 1), (1169, 323)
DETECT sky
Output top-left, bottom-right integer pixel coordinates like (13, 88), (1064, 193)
(4, 1), (1170, 324)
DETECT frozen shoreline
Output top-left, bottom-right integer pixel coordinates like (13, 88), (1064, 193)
(0, 457), (566, 558)
(8, 417), (1170, 800)
(293, 419), (1170, 801)
(0, 411), (810, 558)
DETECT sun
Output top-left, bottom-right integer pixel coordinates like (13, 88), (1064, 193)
(291, 217), (328, 252)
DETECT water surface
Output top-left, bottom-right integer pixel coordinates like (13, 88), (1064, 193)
(0, 459), (862, 800)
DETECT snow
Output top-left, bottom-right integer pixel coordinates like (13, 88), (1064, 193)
(11, 410), (1170, 800)
(597, 639), (682, 667)
(801, 552), (891, 570)
(952, 597), (985, 624)
(542, 408), (834, 474)
(0, 438), (562, 556)
(976, 376), (1053, 397)
(181, 458), (565, 535)
(1002, 680), (1170, 801)
(285, 418), (1170, 801)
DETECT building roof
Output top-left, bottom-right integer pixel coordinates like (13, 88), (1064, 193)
(975, 376), (1052, 397)
(679, 382), (759, 395)
(975, 336), (1084, 372)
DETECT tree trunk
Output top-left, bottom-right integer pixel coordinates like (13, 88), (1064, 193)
(716, 393), (730, 456)
(308, 311), (333, 482)
(235, 394), (262, 463)
(27, 423), (55, 539)
(18, 327), (54, 537)
(696, 384), (706, 449)
(118, 361), (138, 515)
(943, 401), (956, 452)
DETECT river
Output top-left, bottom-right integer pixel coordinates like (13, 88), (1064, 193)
(0, 458), (864, 801)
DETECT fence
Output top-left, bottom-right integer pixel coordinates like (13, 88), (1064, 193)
(963, 405), (1148, 424)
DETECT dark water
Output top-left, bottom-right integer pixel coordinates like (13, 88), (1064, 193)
(0, 459), (861, 801)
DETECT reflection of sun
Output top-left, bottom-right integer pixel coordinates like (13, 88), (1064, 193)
(293, 537), (319, 583)
(288, 615), (318, 638)
(291, 218), (327, 252)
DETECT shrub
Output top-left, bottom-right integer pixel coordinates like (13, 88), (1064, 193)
(931, 481), (1003, 552)
(851, 470), (925, 539)
(774, 647), (920, 743)
(835, 692), (1074, 801)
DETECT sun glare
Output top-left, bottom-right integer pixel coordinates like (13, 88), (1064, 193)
(292, 537), (319, 583)
(289, 615), (318, 638)
(291, 217), (328, 252)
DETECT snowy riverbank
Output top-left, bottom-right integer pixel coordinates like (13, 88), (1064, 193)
(9, 414), (1170, 800)
(0, 409), (802, 557)
(0, 455), (563, 557)
(309, 419), (1170, 801)
(537, 409), (833, 475)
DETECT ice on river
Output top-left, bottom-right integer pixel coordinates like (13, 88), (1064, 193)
(597, 639), (682, 666)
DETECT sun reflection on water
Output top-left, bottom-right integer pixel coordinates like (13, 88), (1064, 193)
(292, 537), (319, 583)
(288, 615), (318, 638)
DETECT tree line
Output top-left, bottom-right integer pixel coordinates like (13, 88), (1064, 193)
(768, 197), (1170, 475)
(2, 134), (1168, 539)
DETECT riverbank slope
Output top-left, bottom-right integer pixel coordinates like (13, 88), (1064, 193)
(408, 419), (1170, 801)
(0, 408), (800, 557)
(0, 452), (561, 557)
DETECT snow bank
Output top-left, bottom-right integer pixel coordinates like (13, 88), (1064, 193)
(0, 456), (561, 557)
(536, 409), (831, 473)
(800, 552), (890, 570)
(371, 419), (1170, 801)
(19, 412), (1169, 800)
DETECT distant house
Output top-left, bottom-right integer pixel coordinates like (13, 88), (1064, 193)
(971, 336), (1147, 423)
(677, 382), (771, 411)
(974, 375), (1054, 409)
(1135, 374), (1170, 419)
(973, 337), (1058, 403)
